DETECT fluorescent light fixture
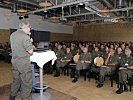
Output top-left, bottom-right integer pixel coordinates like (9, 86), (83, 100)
(39, 1), (52, 7)
(4, 13), (13, 16)
(85, 7), (95, 12)
(16, 9), (28, 13)
(99, 10), (109, 13)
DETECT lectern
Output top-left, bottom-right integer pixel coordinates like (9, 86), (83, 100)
(30, 51), (57, 100)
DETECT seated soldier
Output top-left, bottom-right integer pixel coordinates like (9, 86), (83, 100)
(60, 47), (72, 75)
(116, 47), (124, 68)
(96, 49), (118, 88)
(72, 47), (92, 83)
(91, 46), (103, 73)
(54, 44), (64, 77)
(116, 48), (133, 94)
(70, 46), (76, 57)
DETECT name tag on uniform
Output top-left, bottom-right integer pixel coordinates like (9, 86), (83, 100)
(118, 57), (121, 59)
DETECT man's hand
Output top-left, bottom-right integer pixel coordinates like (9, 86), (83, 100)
(81, 60), (84, 64)
(84, 61), (91, 64)
(30, 38), (33, 43)
(128, 66), (133, 69)
(108, 53), (111, 58)
(61, 60), (65, 62)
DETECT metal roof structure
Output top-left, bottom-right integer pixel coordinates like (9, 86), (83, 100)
(0, 0), (133, 25)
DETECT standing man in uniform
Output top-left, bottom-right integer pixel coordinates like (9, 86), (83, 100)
(10, 21), (34, 100)
(116, 48), (133, 94)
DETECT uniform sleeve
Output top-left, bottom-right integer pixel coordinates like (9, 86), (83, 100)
(129, 58), (133, 66)
(23, 36), (33, 52)
(69, 53), (73, 60)
(79, 54), (82, 61)
(88, 54), (92, 62)
(114, 55), (118, 65)
(61, 51), (65, 57)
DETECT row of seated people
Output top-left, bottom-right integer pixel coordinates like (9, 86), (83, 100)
(0, 42), (11, 62)
(49, 41), (133, 94)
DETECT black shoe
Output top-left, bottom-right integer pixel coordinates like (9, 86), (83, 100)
(116, 88), (123, 94)
(9, 95), (15, 100)
(96, 84), (103, 88)
(64, 72), (66, 76)
(72, 78), (78, 83)
(54, 73), (60, 77)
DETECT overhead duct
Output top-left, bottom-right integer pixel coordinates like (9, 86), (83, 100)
(118, 0), (124, 8)
(11, 3), (17, 13)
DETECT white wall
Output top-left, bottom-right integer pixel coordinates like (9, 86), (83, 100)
(0, 8), (73, 34)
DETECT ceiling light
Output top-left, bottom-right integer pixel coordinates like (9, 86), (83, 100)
(19, 16), (23, 20)
(16, 9), (28, 13)
(4, 13), (13, 16)
(24, 14), (29, 18)
(39, 1), (52, 7)
(78, 3), (85, 8)
(79, 3), (83, 6)
(112, 17), (121, 20)
(99, 10), (109, 13)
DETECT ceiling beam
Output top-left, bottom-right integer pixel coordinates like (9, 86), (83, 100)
(100, 0), (113, 8)
(54, 6), (133, 18)
(18, 0), (39, 6)
(27, 0), (94, 14)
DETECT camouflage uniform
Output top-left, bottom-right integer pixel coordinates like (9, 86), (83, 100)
(98, 54), (118, 85)
(91, 51), (103, 73)
(10, 29), (33, 100)
(119, 56), (133, 84)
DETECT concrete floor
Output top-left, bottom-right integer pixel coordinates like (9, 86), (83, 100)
(0, 61), (133, 100)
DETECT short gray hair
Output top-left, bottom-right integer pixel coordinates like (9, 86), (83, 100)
(125, 48), (132, 54)
(19, 21), (30, 29)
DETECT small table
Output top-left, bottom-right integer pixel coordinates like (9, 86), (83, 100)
(30, 50), (57, 100)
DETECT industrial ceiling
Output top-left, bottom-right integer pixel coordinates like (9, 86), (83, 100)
(0, 0), (133, 25)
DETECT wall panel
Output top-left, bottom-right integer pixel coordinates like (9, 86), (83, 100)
(73, 23), (133, 42)
(0, 29), (10, 44)
(50, 33), (73, 41)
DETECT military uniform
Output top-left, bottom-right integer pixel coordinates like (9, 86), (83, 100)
(60, 52), (72, 67)
(118, 56), (133, 84)
(56, 50), (65, 68)
(91, 51), (103, 73)
(116, 55), (133, 94)
(97, 54), (118, 86)
(91, 51), (103, 60)
(10, 29), (33, 100)
(72, 52), (92, 82)
(71, 49), (76, 57)
(54, 49), (64, 77)
(116, 52), (124, 67)
(76, 52), (92, 70)
(102, 52), (109, 60)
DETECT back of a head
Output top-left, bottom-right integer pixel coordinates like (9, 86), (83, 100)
(19, 21), (30, 29)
